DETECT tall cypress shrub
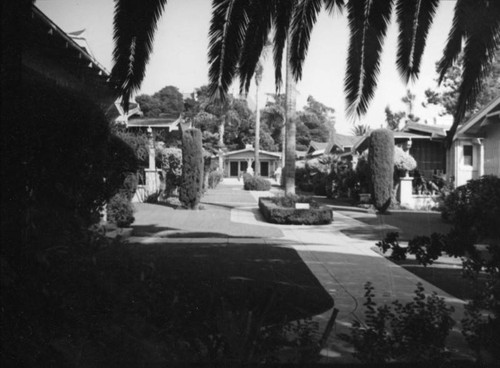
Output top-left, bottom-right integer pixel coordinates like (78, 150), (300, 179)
(180, 128), (204, 209)
(368, 129), (394, 213)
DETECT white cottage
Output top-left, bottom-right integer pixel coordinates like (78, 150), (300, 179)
(221, 145), (282, 178)
(448, 95), (500, 187)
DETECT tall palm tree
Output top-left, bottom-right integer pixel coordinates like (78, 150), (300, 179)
(111, 0), (500, 147)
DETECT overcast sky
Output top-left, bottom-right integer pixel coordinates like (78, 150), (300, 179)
(37, 0), (456, 134)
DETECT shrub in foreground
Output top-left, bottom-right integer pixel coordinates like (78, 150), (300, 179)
(244, 176), (271, 191)
(344, 282), (455, 364)
(368, 129), (394, 212)
(107, 193), (135, 227)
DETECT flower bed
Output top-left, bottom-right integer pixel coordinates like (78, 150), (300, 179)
(259, 196), (333, 225)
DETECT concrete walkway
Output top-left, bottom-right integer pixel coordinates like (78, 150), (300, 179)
(128, 178), (473, 363)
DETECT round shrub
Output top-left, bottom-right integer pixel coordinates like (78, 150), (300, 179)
(394, 146), (417, 175)
(180, 128), (204, 209)
(107, 193), (135, 227)
(368, 129), (394, 213)
(158, 147), (182, 197)
(244, 176), (271, 191)
(208, 170), (224, 189)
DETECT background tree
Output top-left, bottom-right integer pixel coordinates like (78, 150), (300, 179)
(385, 106), (406, 131)
(351, 124), (370, 136)
(135, 85), (184, 118)
(425, 49), (500, 119)
(401, 89), (419, 124)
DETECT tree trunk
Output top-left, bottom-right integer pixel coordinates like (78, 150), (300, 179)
(284, 37), (296, 194)
(255, 83), (260, 176)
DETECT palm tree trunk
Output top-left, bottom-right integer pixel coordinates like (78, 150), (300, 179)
(254, 84), (260, 176)
(284, 37), (296, 194)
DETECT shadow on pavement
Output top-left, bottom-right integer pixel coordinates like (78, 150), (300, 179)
(119, 241), (334, 325)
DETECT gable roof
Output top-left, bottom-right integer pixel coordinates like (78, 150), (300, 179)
(127, 116), (182, 130)
(456, 95), (500, 138)
(223, 147), (281, 158)
(326, 134), (361, 153)
(352, 131), (431, 153)
(403, 122), (448, 138)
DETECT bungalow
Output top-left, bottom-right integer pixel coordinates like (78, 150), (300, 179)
(352, 128), (448, 179)
(306, 141), (329, 157)
(24, 5), (117, 113)
(221, 145), (282, 178)
(448, 95), (500, 187)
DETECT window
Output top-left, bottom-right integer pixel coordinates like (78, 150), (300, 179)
(463, 145), (473, 166)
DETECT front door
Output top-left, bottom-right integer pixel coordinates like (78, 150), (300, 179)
(240, 161), (248, 174)
(230, 161), (239, 177)
(260, 161), (269, 177)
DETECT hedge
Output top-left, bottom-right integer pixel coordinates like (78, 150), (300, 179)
(179, 128), (204, 209)
(244, 176), (271, 191)
(368, 129), (394, 213)
(259, 197), (333, 225)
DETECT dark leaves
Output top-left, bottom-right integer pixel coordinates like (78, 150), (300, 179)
(345, 0), (393, 117)
(111, 0), (168, 111)
(396, 0), (440, 83)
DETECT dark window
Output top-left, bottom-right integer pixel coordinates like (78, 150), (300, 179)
(463, 145), (473, 166)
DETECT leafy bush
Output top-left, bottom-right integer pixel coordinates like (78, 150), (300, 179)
(368, 129), (394, 212)
(158, 147), (182, 197)
(259, 198), (332, 225)
(107, 193), (135, 227)
(376, 232), (407, 261)
(180, 128), (204, 209)
(208, 170), (224, 189)
(242, 172), (253, 183)
(345, 282), (455, 363)
(441, 175), (500, 257)
(244, 176), (271, 191)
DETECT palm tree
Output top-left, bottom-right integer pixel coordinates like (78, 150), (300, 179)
(110, 0), (500, 149)
(351, 124), (370, 136)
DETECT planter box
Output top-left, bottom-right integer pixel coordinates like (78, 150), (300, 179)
(259, 197), (333, 225)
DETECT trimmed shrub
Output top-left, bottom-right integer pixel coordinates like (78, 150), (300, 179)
(180, 128), (204, 209)
(107, 193), (135, 227)
(244, 176), (271, 191)
(368, 129), (394, 212)
(270, 194), (319, 208)
(208, 170), (224, 189)
(259, 197), (332, 225)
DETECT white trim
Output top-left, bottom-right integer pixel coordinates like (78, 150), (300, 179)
(456, 95), (500, 138)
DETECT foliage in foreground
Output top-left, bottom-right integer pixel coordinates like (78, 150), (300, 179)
(208, 170), (224, 189)
(343, 282), (455, 364)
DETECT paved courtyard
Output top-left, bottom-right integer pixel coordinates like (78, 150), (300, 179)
(127, 178), (472, 363)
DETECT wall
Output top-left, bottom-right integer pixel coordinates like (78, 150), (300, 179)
(483, 124), (500, 176)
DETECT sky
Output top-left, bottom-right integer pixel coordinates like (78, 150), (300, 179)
(37, 0), (456, 134)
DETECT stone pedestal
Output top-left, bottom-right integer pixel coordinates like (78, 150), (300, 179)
(399, 176), (414, 208)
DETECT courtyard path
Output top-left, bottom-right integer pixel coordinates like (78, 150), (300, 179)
(128, 178), (473, 363)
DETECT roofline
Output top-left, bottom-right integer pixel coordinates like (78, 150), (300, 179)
(223, 148), (281, 158)
(33, 5), (110, 77)
(456, 95), (500, 138)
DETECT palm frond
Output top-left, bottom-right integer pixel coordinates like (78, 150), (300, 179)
(111, 0), (168, 111)
(238, 0), (274, 94)
(447, 0), (500, 144)
(345, 0), (393, 117)
(272, 0), (294, 93)
(208, 0), (250, 102)
(437, 0), (464, 84)
(396, 0), (440, 83)
(323, 0), (344, 15)
(289, 0), (322, 81)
